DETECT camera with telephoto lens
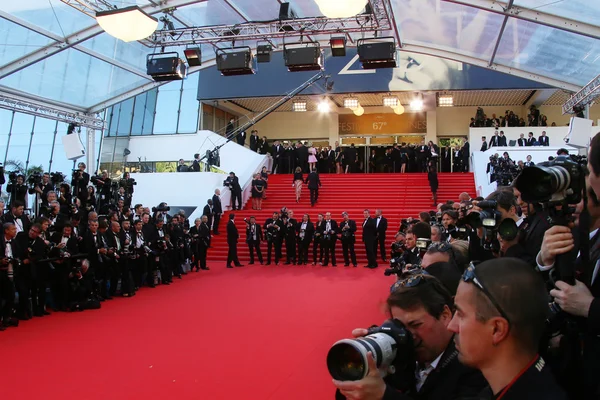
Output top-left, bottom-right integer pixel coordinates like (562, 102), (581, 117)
(463, 200), (502, 252)
(391, 241), (406, 254)
(445, 224), (471, 240)
(50, 172), (65, 185)
(8, 171), (18, 183)
(27, 172), (42, 186)
(152, 204), (171, 213)
(327, 319), (415, 382)
(384, 257), (421, 277)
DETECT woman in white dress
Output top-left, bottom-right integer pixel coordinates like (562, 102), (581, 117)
(308, 143), (318, 172)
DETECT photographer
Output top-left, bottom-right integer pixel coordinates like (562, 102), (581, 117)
(224, 172), (242, 210)
(339, 212), (358, 268)
(322, 212), (338, 267)
(31, 173), (53, 205)
(119, 172), (135, 210)
(589, 132), (600, 199)
(0, 222), (18, 329)
(245, 216), (264, 265)
(264, 212), (283, 265)
(14, 223), (48, 319)
(283, 212), (298, 265)
(402, 223), (431, 266)
(333, 274), (486, 399)
(297, 214), (314, 265)
(390, 232), (406, 260)
(71, 162), (90, 204)
(6, 174), (27, 207)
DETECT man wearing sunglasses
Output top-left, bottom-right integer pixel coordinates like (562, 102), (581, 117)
(334, 274), (486, 400)
(449, 259), (567, 399)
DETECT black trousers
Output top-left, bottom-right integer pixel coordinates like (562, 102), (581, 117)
(310, 188), (319, 206)
(364, 239), (378, 267)
(16, 277), (33, 318)
(298, 240), (311, 264)
(285, 237), (297, 263)
(247, 241), (263, 263)
(323, 239), (337, 265)
(0, 272), (15, 323)
(267, 240), (282, 264)
(227, 241), (240, 266)
(313, 238), (323, 264)
(231, 190), (242, 210)
(198, 244), (208, 269)
(342, 238), (357, 266)
(375, 234), (387, 260)
(213, 213), (221, 233)
(120, 258), (135, 295)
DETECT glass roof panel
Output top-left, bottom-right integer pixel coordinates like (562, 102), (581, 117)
(3, 0), (95, 37)
(494, 18), (600, 86)
(0, 17), (54, 66)
(81, 32), (148, 71)
(393, 0), (505, 60)
(513, 0), (600, 26)
(1, 48), (150, 108)
(224, 0), (281, 21)
(176, 0), (245, 27)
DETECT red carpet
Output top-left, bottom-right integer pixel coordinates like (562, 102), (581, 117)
(0, 264), (394, 400)
(210, 173), (476, 262)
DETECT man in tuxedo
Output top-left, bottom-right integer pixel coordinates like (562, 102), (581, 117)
(296, 141), (309, 173)
(212, 189), (222, 235)
(538, 130), (550, 146)
(489, 131), (500, 148)
(526, 132), (536, 146)
(374, 209), (388, 262)
(2, 201), (30, 235)
(339, 212), (358, 267)
(480, 136), (488, 152)
(225, 172), (242, 210)
(344, 144), (358, 173)
(524, 155), (535, 167)
(249, 130), (260, 152)
(202, 199), (214, 232)
(226, 117), (235, 138)
(0, 222), (18, 329)
(416, 140), (429, 172)
(498, 130), (507, 146)
(334, 274), (486, 399)
(198, 215), (211, 270)
(14, 223), (48, 319)
(191, 153), (201, 172)
(322, 212), (338, 266)
(327, 146), (336, 173)
(271, 140), (284, 174)
(245, 216), (263, 265)
(236, 130), (246, 147)
(72, 162), (90, 204)
(518, 133), (527, 147)
(461, 137), (470, 172)
(362, 209), (378, 269)
(305, 170), (322, 207)
(264, 212), (283, 265)
(226, 213), (242, 268)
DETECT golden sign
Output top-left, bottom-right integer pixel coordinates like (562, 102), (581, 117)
(339, 113), (427, 135)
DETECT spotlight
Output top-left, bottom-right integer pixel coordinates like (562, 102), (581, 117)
(146, 52), (187, 81)
(284, 42), (323, 72)
(383, 96), (399, 108)
(315, 0), (368, 18)
(256, 44), (272, 63)
(410, 98), (424, 111)
(293, 101), (307, 112)
(357, 37), (396, 69)
(330, 36), (347, 57)
(353, 105), (365, 116)
(393, 104), (405, 115)
(183, 47), (202, 67)
(344, 98), (359, 109)
(318, 99), (331, 113)
(216, 47), (255, 76)
(437, 94), (453, 107)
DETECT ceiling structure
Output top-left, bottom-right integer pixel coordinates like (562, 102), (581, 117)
(0, 0), (599, 115)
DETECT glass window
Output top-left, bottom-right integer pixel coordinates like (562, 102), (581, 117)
(5, 113), (34, 172)
(0, 18), (53, 66)
(117, 98), (134, 136)
(29, 117), (57, 172)
(153, 80), (182, 134)
(0, 109), (14, 163)
(178, 73), (200, 133)
(202, 104), (214, 131)
(514, 0), (600, 26)
(52, 122), (79, 176)
(143, 89), (158, 135)
(3, 2), (95, 37)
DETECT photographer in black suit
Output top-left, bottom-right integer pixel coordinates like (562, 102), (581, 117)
(71, 162), (90, 204)
(334, 274), (486, 400)
(339, 212), (358, 267)
(322, 212), (338, 267)
(264, 212), (283, 265)
(362, 209), (378, 269)
(224, 172), (242, 210)
(245, 216), (263, 265)
(297, 214), (314, 265)
(0, 222), (18, 329)
(226, 214), (242, 268)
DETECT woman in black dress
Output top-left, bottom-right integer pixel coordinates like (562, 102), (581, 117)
(251, 173), (265, 210)
(260, 166), (269, 199)
(428, 161), (438, 207)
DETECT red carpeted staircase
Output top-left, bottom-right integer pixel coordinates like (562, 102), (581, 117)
(208, 173), (475, 264)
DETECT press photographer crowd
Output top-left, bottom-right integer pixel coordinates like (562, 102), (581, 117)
(323, 133), (600, 400)
(0, 161), (209, 328)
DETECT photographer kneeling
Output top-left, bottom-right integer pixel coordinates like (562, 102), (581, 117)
(332, 275), (486, 400)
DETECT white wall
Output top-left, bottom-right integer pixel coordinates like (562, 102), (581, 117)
(468, 126), (571, 149)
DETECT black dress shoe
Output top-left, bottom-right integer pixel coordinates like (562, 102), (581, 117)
(227, 265), (234, 268)
(235, 264), (244, 267)
(201, 267), (210, 270)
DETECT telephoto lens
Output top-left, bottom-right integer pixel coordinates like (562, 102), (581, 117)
(326, 319), (413, 381)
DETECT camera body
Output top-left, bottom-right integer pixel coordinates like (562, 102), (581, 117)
(27, 172), (42, 187)
(152, 205), (171, 213)
(50, 172), (65, 185)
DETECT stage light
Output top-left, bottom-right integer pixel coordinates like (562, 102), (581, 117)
(293, 101), (307, 112)
(318, 99), (330, 113)
(353, 105), (364, 116)
(147, 52), (187, 81)
(284, 42), (323, 72)
(315, 0), (368, 18)
(256, 44), (272, 63)
(216, 47), (255, 76)
(438, 94), (453, 107)
(183, 47), (202, 67)
(410, 98), (424, 111)
(357, 37), (396, 69)
(383, 96), (399, 108)
(393, 104), (405, 115)
(96, 6), (158, 42)
(330, 36), (347, 57)
(344, 98), (359, 109)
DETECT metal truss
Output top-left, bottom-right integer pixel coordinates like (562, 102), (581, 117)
(150, 0), (392, 47)
(562, 73), (600, 114)
(0, 92), (106, 130)
(59, 0), (116, 18)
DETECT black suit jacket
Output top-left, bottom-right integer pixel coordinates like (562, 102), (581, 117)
(489, 136), (499, 147)
(362, 217), (377, 242)
(236, 131), (246, 146)
(2, 213), (31, 234)
(227, 220), (239, 245)
(375, 216), (388, 236)
(498, 136), (507, 146)
(305, 172), (322, 189)
(212, 194), (222, 214)
(538, 135), (549, 146)
(337, 340), (486, 400)
(526, 137), (536, 146)
(249, 134), (259, 151)
(296, 221), (314, 244)
(461, 142), (469, 160)
(246, 223), (263, 243)
(203, 205), (214, 218)
(296, 145), (309, 164)
(480, 142), (488, 152)
(339, 220), (357, 238)
(518, 138), (526, 146)
(191, 159), (201, 172)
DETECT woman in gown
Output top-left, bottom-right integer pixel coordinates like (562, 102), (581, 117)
(293, 167), (304, 203)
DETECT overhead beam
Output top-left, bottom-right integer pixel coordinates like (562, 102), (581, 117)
(562, 73), (600, 114)
(400, 42), (581, 92)
(443, 0), (600, 40)
(488, 0), (513, 66)
(0, 0), (203, 80)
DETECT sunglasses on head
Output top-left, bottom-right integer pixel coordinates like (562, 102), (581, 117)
(462, 263), (511, 325)
(389, 272), (435, 293)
